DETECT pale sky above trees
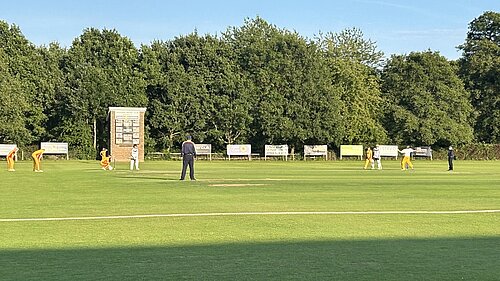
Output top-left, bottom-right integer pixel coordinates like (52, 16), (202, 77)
(2, 0), (498, 59)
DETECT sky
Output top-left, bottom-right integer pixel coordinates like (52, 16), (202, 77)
(2, 0), (499, 60)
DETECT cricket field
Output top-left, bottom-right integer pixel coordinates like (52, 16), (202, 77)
(1, 160), (499, 280)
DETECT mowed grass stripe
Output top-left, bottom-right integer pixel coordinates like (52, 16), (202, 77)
(1, 209), (499, 222)
(1, 160), (499, 218)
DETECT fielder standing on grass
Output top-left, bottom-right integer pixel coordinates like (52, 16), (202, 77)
(448, 146), (455, 171)
(399, 145), (415, 170)
(180, 135), (196, 181)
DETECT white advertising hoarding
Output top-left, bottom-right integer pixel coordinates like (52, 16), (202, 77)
(0, 144), (17, 156)
(378, 145), (399, 157)
(227, 144), (251, 160)
(195, 144), (212, 155)
(304, 145), (328, 158)
(41, 142), (69, 159)
(195, 144), (212, 160)
(414, 146), (433, 159)
(265, 145), (289, 160)
(41, 142), (68, 154)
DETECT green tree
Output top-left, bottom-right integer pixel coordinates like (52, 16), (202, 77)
(317, 28), (387, 145)
(200, 35), (252, 148)
(381, 51), (474, 146)
(229, 17), (343, 152)
(0, 48), (31, 145)
(318, 28), (384, 68)
(0, 21), (57, 146)
(141, 35), (211, 153)
(38, 43), (66, 142)
(53, 28), (147, 158)
(459, 11), (500, 142)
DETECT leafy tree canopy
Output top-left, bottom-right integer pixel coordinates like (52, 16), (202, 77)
(382, 51), (474, 146)
(459, 11), (500, 142)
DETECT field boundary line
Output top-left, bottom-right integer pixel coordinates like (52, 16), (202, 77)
(1, 210), (499, 222)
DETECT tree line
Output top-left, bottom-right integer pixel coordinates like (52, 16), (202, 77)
(0, 12), (498, 158)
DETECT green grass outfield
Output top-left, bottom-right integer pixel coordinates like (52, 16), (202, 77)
(1, 159), (499, 280)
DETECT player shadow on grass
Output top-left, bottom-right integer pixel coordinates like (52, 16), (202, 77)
(2, 237), (498, 281)
(117, 175), (185, 182)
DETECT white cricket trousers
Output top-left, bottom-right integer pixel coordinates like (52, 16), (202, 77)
(130, 158), (139, 170)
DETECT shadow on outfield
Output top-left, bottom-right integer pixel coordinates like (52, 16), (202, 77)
(116, 174), (183, 182)
(1, 237), (499, 281)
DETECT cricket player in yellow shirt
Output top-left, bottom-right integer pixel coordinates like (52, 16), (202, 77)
(364, 147), (374, 169)
(399, 146), (415, 170)
(32, 148), (45, 172)
(7, 147), (18, 171)
(100, 148), (113, 170)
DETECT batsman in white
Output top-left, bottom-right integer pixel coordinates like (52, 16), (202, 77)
(130, 144), (139, 170)
(373, 144), (382, 170)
